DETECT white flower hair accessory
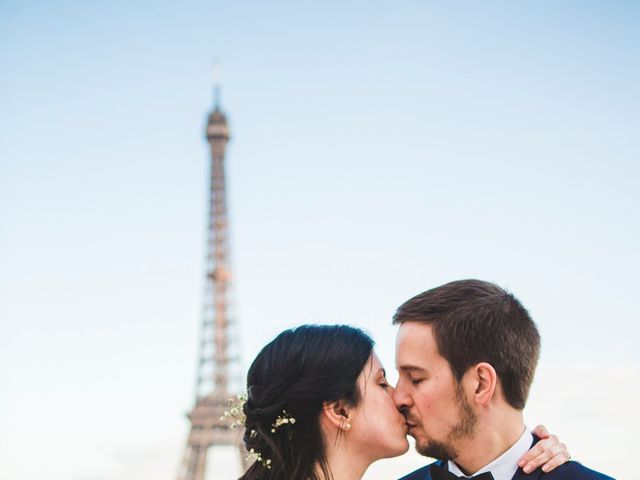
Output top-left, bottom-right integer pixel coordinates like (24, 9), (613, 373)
(220, 396), (297, 469)
(246, 448), (272, 469)
(220, 393), (247, 429)
(270, 410), (296, 433)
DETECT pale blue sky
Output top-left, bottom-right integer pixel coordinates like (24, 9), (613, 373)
(1, 2), (638, 479)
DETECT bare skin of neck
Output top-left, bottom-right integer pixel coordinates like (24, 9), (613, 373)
(315, 435), (372, 480)
(453, 408), (525, 476)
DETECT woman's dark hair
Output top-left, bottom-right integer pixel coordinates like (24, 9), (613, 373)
(239, 324), (374, 480)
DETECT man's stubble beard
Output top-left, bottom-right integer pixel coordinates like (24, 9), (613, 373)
(415, 383), (477, 461)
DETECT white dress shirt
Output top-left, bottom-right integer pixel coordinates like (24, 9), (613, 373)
(447, 427), (533, 480)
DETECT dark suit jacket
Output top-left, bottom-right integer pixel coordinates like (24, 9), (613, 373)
(398, 439), (615, 480)
(398, 461), (614, 480)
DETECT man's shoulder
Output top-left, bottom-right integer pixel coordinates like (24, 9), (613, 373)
(397, 460), (442, 480)
(537, 460), (615, 480)
(397, 460), (615, 480)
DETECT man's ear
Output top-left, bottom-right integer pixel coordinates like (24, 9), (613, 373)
(321, 399), (351, 431)
(471, 362), (497, 406)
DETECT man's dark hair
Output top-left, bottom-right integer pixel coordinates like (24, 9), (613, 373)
(393, 279), (540, 410)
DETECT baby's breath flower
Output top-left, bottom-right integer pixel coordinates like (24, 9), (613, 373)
(246, 448), (271, 469)
(220, 393), (247, 429)
(271, 410), (296, 433)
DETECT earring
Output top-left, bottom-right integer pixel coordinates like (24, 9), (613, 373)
(345, 422), (351, 430)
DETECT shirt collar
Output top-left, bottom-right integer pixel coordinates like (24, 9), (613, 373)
(447, 427), (533, 480)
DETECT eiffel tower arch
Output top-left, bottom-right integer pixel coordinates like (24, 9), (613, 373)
(177, 84), (247, 480)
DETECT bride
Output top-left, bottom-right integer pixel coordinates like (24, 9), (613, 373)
(235, 325), (569, 480)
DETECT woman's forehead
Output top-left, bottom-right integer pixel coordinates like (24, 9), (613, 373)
(366, 352), (385, 376)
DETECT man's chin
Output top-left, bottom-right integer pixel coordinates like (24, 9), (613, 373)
(415, 438), (456, 461)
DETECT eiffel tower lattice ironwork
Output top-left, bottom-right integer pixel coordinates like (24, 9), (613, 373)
(177, 85), (246, 480)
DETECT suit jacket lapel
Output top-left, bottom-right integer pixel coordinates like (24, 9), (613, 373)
(510, 435), (544, 480)
(511, 466), (544, 480)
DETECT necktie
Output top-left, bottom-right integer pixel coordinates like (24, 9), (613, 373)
(430, 463), (495, 480)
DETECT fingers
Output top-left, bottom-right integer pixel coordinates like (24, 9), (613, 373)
(518, 425), (571, 473)
(532, 424), (550, 439)
(541, 449), (571, 473)
(519, 441), (569, 474)
(518, 434), (558, 466)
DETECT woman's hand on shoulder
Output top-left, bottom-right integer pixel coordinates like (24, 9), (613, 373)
(518, 424), (571, 474)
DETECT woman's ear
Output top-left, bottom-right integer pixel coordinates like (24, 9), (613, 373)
(321, 400), (352, 431)
(472, 362), (497, 406)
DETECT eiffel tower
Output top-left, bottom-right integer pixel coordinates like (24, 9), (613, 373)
(177, 83), (246, 480)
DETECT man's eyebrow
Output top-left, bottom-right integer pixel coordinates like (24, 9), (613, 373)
(398, 365), (427, 373)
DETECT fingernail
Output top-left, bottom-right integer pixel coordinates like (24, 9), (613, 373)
(523, 466), (532, 474)
(518, 461), (524, 467)
(542, 465), (549, 472)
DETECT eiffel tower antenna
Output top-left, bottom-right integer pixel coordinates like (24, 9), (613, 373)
(212, 58), (221, 109)
(177, 70), (246, 480)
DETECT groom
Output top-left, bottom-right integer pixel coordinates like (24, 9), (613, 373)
(392, 279), (613, 480)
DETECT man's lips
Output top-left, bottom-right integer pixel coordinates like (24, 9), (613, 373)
(403, 412), (418, 431)
(403, 415), (417, 427)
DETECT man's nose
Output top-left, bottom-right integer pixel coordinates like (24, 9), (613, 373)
(392, 378), (412, 409)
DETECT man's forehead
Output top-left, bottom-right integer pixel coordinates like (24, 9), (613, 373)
(396, 320), (435, 344)
(395, 321), (442, 367)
